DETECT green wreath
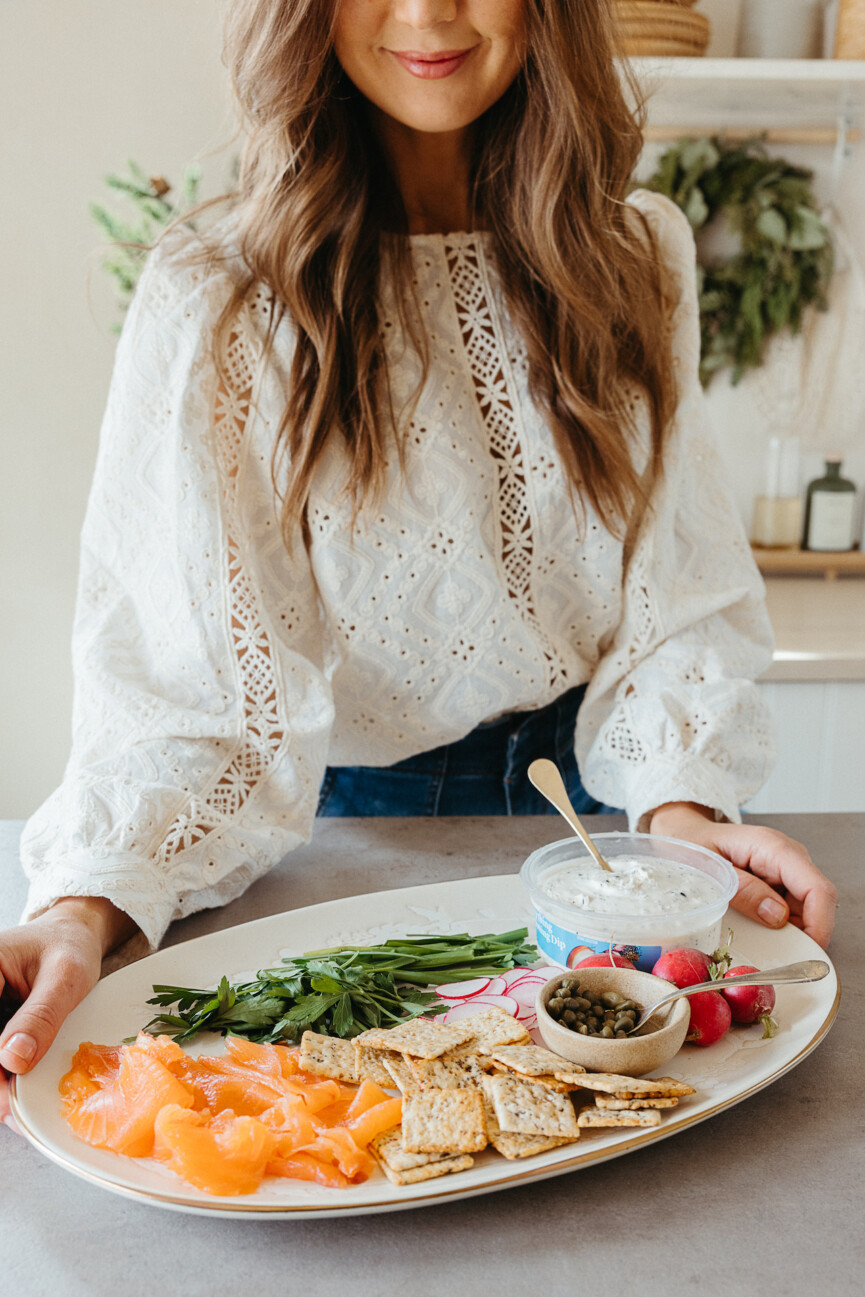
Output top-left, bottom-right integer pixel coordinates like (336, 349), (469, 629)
(642, 136), (834, 386)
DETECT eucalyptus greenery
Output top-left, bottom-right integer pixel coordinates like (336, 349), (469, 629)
(91, 159), (201, 329)
(642, 135), (833, 385)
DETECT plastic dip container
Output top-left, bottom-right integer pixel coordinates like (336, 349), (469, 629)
(520, 832), (738, 971)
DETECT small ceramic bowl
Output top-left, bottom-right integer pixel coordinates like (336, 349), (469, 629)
(535, 966), (691, 1077)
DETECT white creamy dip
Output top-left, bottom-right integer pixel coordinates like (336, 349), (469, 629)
(538, 854), (723, 916)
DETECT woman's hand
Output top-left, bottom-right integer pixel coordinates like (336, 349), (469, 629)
(649, 802), (837, 950)
(0, 897), (137, 1133)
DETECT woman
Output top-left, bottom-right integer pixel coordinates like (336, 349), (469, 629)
(0, 0), (836, 1128)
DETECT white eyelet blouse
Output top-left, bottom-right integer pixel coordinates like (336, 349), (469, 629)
(19, 190), (774, 956)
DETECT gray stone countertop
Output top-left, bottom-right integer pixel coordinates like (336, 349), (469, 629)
(1, 813), (861, 1297)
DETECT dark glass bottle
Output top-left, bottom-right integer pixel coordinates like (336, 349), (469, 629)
(802, 457), (857, 552)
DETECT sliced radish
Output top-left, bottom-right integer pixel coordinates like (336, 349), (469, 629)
(434, 977), (491, 1000)
(484, 976), (508, 996)
(438, 994), (519, 1022)
(508, 980), (550, 1005)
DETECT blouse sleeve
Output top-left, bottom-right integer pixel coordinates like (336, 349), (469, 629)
(19, 230), (335, 954)
(576, 191), (776, 830)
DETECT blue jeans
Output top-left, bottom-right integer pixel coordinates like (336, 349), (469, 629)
(316, 684), (622, 817)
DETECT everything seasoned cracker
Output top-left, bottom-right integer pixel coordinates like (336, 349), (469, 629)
(408, 1049), (489, 1091)
(354, 1043), (403, 1088)
(460, 1007), (532, 1052)
(382, 1054), (424, 1096)
(482, 1095), (577, 1160)
(401, 1088), (488, 1154)
(577, 1104), (661, 1129)
(483, 1073), (580, 1140)
(298, 1032), (358, 1083)
(596, 1095), (679, 1110)
(555, 1071), (695, 1098)
(488, 1064), (573, 1093)
(360, 1019), (476, 1060)
(369, 1126), (474, 1184)
(488, 1044), (583, 1078)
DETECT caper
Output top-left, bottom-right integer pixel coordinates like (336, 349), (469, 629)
(599, 1025), (615, 1038)
(575, 997), (592, 1011)
(591, 1005), (604, 1019)
(549, 997), (565, 1014)
(577, 1023), (588, 1035)
(563, 1009), (576, 1025)
(600, 991), (622, 1008)
(615, 1030), (628, 1039)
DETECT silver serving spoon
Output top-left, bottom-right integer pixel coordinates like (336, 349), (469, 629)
(623, 959), (831, 1034)
(527, 758), (614, 873)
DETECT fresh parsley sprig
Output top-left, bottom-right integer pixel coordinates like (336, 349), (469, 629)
(142, 930), (537, 1045)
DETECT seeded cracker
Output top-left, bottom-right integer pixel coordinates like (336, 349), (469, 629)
(298, 1032), (358, 1083)
(483, 1074), (581, 1140)
(577, 1104), (661, 1129)
(382, 1054), (424, 1096)
(360, 1019), (476, 1060)
(555, 1071), (695, 1098)
(402, 1089), (488, 1154)
(487, 1044), (583, 1078)
(354, 1044), (403, 1088)
(369, 1127), (475, 1186)
(488, 1065), (573, 1093)
(459, 1007), (532, 1052)
(408, 1048), (491, 1091)
(596, 1096), (679, 1110)
(482, 1095), (577, 1160)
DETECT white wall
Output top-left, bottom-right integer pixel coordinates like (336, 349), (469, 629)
(1, 3), (863, 817)
(0, 2), (234, 817)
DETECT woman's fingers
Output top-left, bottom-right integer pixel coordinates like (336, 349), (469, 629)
(649, 808), (838, 950)
(0, 950), (98, 1079)
(729, 865), (790, 930)
(712, 823), (837, 949)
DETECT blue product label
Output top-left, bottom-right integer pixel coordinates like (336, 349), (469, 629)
(534, 906), (661, 973)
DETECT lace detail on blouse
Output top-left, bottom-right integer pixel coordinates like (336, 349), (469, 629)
(444, 236), (568, 693)
(155, 317), (283, 865)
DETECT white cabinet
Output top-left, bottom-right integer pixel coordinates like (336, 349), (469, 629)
(748, 679), (865, 811)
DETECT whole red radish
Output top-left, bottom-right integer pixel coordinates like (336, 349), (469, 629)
(684, 990), (732, 1046)
(652, 947), (712, 989)
(722, 965), (778, 1038)
(571, 952), (635, 970)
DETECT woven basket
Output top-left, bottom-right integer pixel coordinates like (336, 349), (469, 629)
(613, 0), (711, 53)
(614, 7), (710, 54)
(834, 0), (865, 58)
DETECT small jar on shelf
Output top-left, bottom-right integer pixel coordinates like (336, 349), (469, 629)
(802, 456), (858, 551)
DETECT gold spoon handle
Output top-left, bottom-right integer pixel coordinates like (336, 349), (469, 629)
(527, 758), (614, 873)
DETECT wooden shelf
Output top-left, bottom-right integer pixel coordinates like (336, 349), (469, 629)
(752, 546), (865, 579)
(628, 57), (865, 131)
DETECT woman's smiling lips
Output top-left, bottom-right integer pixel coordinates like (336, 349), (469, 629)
(388, 48), (477, 80)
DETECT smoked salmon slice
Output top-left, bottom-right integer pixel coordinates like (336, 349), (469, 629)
(60, 1033), (402, 1197)
(63, 1045), (193, 1158)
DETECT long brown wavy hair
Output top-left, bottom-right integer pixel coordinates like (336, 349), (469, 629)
(216, 0), (677, 546)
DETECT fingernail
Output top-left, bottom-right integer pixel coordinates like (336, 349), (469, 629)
(758, 897), (787, 926)
(0, 1033), (37, 1065)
